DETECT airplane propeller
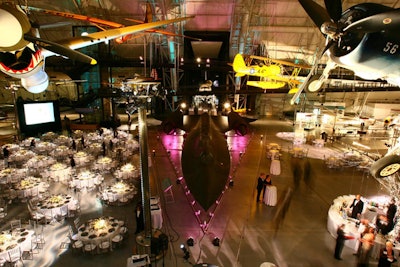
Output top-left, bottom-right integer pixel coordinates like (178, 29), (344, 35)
(23, 34), (96, 65)
(290, 0), (400, 105)
(0, 3), (97, 65)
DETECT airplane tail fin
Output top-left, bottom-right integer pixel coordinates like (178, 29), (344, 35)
(233, 54), (247, 76)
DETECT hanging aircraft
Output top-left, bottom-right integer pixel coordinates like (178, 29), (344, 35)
(27, 3), (202, 44)
(232, 54), (308, 92)
(291, 0), (400, 105)
(0, 3), (193, 94)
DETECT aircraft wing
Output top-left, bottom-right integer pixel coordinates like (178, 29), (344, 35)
(41, 16), (194, 56)
(28, 6), (200, 42)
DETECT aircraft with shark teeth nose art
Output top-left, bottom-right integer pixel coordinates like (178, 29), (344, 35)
(0, 3), (193, 94)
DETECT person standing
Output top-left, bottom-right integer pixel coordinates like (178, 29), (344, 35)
(135, 202), (144, 234)
(334, 224), (347, 260)
(386, 198), (397, 232)
(3, 145), (9, 167)
(378, 241), (396, 267)
(256, 173), (266, 202)
(263, 174), (272, 199)
(357, 227), (375, 267)
(350, 194), (364, 219)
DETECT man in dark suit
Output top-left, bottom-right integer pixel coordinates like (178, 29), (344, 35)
(334, 224), (347, 260)
(350, 194), (364, 219)
(387, 198), (397, 232)
(256, 173), (266, 202)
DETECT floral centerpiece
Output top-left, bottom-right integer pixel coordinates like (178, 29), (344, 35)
(0, 233), (12, 245)
(75, 151), (86, 157)
(49, 195), (63, 204)
(93, 218), (109, 230)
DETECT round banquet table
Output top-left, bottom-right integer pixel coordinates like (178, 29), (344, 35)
(95, 157), (114, 171)
(0, 168), (26, 184)
(270, 160), (281, 175)
(114, 164), (139, 180)
(13, 177), (43, 199)
(25, 155), (56, 169)
(77, 217), (123, 246)
(125, 139), (139, 150)
(2, 144), (19, 153)
(102, 182), (137, 204)
(41, 131), (57, 141)
(54, 135), (70, 145)
(0, 228), (35, 261)
(263, 186), (277, 206)
(327, 195), (388, 251)
(9, 149), (35, 164)
(34, 141), (57, 154)
(47, 163), (71, 183)
(52, 145), (73, 159)
(36, 194), (77, 219)
(73, 151), (91, 166)
(151, 207), (163, 229)
(71, 171), (102, 190)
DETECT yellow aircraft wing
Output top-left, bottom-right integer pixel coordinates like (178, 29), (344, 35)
(246, 80), (286, 89)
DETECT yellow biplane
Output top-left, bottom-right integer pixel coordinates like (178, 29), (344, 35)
(232, 54), (310, 93)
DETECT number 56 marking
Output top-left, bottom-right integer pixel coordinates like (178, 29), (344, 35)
(383, 42), (399, 54)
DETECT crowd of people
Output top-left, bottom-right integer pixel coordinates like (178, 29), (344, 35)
(334, 194), (399, 266)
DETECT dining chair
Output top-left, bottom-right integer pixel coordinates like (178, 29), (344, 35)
(71, 239), (83, 253)
(7, 246), (24, 267)
(83, 242), (97, 255)
(98, 238), (111, 253)
(22, 239), (38, 260)
(10, 219), (21, 230)
(35, 225), (46, 249)
(111, 234), (123, 249)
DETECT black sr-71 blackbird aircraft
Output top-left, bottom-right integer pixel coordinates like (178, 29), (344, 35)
(291, 0), (400, 104)
(162, 109), (250, 210)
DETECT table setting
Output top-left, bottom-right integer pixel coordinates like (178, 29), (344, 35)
(77, 216), (124, 246)
(71, 170), (103, 190)
(36, 194), (77, 219)
(102, 182), (136, 205)
(0, 228), (35, 260)
(114, 163), (139, 180)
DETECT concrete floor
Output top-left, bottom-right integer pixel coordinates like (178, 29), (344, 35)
(0, 115), (392, 267)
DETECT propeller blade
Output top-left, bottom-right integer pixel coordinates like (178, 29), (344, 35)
(324, 0), (342, 22)
(344, 9), (400, 33)
(290, 39), (335, 105)
(23, 34), (97, 65)
(298, 0), (331, 30)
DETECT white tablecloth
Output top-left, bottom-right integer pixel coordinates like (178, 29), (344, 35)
(263, 186), (277, 206)
(0, 229), (35, 261)
(270, 160), (281, 175)
(77, 217), (123, 245)
(36, 194), (77, 219)
(151, 205), (163, 229)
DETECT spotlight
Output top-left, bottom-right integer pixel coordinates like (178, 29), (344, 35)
(212, 237), (220, 247)
(187, 237), (194, 246)
(229, 179), (234, 187)
(180, 244), (190, 260)
(176, 177), (183, 184)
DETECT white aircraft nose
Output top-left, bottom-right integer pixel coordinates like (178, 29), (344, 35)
(0, 5), (30, 50)
(0, 9), (23, 47)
